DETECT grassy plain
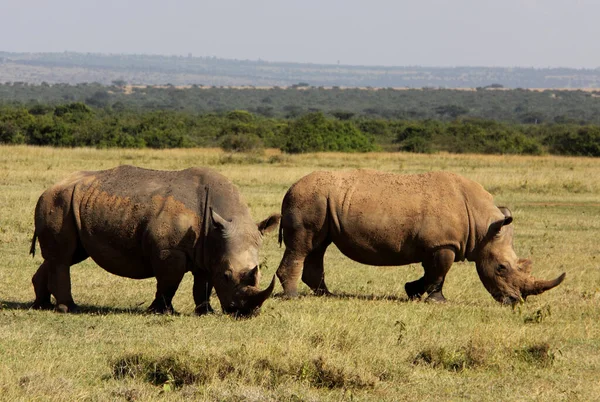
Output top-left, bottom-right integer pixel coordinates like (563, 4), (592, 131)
(0, 146), (599, 401)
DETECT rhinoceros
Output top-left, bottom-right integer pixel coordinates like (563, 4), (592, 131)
(30, 165), (280, 316)
(276, 169), (565, 304)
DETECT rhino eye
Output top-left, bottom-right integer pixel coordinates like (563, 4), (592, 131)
(496, 264), (508, 274)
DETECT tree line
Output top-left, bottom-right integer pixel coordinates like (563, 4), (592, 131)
(2, 82), (600, 124)
(1, 102), (598, 156)
(3, 51), (600, 87)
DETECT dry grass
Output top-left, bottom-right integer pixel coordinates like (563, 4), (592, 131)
(1, 146), (599, 401)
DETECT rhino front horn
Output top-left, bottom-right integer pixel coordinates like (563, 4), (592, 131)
(246, 275), (276, 310)
(523, 272), (566, 298)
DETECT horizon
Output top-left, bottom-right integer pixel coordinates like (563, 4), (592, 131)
(2, 1), (599, 69)
(3, 50), (599, 71)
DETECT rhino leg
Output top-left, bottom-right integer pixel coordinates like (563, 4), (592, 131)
(405, 248), (455, 302)
(277, 209), (330, 298)
(193, 271), (214, 315)
(148, 250), (186, 314)
(48, 263), (78, 313)
(301, 243), (332, 296)
(31, 261), (54, 310)
(423, 248), (455, 303)
(276, 249), (305, 298)
(404, 277), (426, 300)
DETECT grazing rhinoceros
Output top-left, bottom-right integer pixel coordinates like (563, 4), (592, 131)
(276, 169), (565, 305)
(30, 165), (280, 316)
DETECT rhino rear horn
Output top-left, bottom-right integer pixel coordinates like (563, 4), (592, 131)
(210, 208), (232, 231)
(497, 206), (513, 226)
(522, 273), (566, 298)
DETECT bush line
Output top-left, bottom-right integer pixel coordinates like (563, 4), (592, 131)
(1, 103), (598, 156)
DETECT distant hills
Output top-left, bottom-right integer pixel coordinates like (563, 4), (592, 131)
(1, 51), (600, 88)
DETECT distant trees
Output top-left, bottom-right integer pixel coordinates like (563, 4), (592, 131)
(435, 105), (469, 119)
(2, 83), (600, 125)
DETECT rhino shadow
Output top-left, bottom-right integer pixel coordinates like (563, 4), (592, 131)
(0, 299), (149, 315)
(272, 291), (409, 302)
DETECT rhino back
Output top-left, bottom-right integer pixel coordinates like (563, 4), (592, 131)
(71, 166), (249, 278)
(287, 170), (497, 265)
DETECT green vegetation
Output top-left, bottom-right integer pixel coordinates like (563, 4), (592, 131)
(2, 82), (600, 124)
(282, 112), (376, 153)
(1, 101), (599, 156)
(1, 147), (598, 400)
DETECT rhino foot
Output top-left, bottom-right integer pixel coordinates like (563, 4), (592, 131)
(147, 303), (176, 315)
(314, 289), (333, 297)
(405, 280), (424, 301)
(195, 303), (214, 316)
(425, 293), (447, 303)
(31, 300), (54, 310)
(281, 290), (299, 299)
(56, 303), (79, 313)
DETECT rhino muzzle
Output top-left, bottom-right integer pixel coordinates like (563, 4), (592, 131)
(494, 272), (566, 305)
(223, 275), (276, 317)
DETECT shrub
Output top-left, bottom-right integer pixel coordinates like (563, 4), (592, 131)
(220, 133), (264, 152)
(399, 136), (434, 153)
(282, 112), (376, 154)
(546, 126), (600, 156)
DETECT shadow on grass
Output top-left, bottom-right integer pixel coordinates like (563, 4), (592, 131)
(0, 299), (148, 315)
(272, 291), (409, 302)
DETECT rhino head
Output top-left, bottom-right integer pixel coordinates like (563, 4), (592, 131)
(206, 209), (280, 317)
(475, 207), (566, 305)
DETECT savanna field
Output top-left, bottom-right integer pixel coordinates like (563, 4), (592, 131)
(0, 146), (599, 401)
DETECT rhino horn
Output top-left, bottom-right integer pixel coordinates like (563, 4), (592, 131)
(521, 272), (566, 298)
(244, 275), (276, 310)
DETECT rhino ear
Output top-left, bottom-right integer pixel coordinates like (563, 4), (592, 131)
(498, 206), (513, 226)
(257, 213), (281, 235)
(489, 207), (513, 235)
(210, 208), (231, 231)
(249, 266), (261, 286)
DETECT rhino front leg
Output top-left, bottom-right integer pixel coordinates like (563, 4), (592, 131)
(423, 248), (455, 303)
(148, 251), (186, 314)
(193, 271), (214, 315)
(31, 261), (54, 310)
(405, 248), (455, 302)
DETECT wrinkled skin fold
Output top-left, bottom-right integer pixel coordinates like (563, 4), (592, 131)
(275, 169), (565, 304)
(30, 165), (280, 316)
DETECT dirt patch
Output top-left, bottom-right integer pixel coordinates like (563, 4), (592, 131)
(519, 202), (600, 207)
(515, 343), (555, 367)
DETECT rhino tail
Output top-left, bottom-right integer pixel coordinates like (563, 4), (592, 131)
(278, 222), (283, 247)
(29, 232), (37, 257)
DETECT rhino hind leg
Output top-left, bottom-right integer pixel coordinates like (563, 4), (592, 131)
(405, 277), (426, 300)
(148, 250), (187, 314)
(276, 249), (305, 298)
(193, 271), (214, 315)
(302, 243), (332, 296)
(31, 261), (54, 310)
(48, 263), (78, 313)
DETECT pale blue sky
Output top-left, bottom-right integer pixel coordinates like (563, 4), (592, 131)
(2, 0), (598, 68)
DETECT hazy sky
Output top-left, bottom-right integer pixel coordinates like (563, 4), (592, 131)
(2, 0), (599, 68)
